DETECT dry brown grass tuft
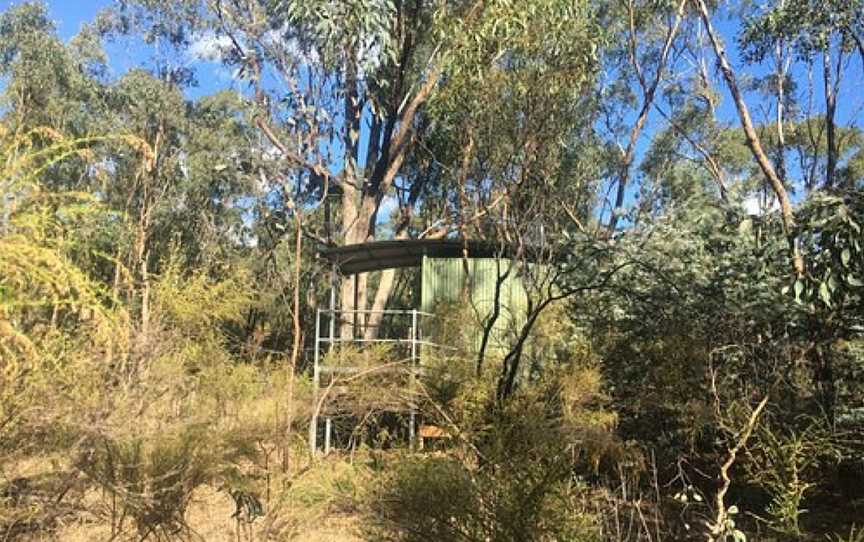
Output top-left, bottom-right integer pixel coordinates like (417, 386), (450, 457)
(44, 480), (364, 541)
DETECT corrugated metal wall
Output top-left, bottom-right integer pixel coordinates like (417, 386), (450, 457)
(421, 256), (530, 352)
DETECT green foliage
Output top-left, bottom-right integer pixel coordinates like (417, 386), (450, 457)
(367, 418), (605, 542)
(154, 256), (253, 337)
(740, 0), (864, 61)
(592, 198), (789, 449)
(367, 334), (620, 542)
(793, 190), (864, 317)
(0, 128), (130, 463)
(0, 3), (105, 131)
(426, 0), (604, 228)
(0, 123), (290, 540)
(282, 0), (399, 75)
(434, 0), (602, 110)
(2, 0), (864, 539)
(746, 418), (840, 536)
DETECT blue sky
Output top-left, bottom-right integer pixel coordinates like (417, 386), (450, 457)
(27, 0), (234, 98)
(39, 0), (110, 39)
(8, 0), (864, 219)
(28, 0), (864, 134)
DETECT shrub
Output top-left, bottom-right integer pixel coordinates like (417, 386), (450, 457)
(365, 357), (618, 542)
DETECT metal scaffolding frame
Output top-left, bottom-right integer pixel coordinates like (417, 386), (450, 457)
(308, 308), (437, 454)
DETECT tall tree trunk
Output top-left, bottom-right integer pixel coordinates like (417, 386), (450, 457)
(340, 67), (441, 339)
(340, 181), (362, 339)
(363, 230), (409, 341)
(823, 48), (839, 189)
(774, 19), (789, 185)
(694, 0), (805, 277)
(283, 207), (303, 472)
(607, 0), (686, 233)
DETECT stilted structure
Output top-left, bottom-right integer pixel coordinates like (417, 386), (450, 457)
(308, 239), (538, 454)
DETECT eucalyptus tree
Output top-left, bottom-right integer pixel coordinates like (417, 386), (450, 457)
(412, 0), (608, 391)
(692, 0), (864, 277)
(688, 0), (864, 423)
(0, 2), (260, 340)
(187, 0), (448, 338)
(740, 0), (864, 190)
(172, 0), (612, 341)
(0, 3), (107, 137)
(422, 0), (604, 235)
(594, 0), (690, 233)
(93, 0), (209, 87)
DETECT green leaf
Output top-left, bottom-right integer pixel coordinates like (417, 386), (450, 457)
(793, 279), (804, 302)
(841, 248), (851, 267)
(819, 281), (831, 307)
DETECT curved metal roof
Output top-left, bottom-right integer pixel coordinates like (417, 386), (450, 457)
(318, 239), (528, 275)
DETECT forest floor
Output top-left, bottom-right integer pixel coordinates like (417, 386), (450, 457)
(54, 486), (363, 542)
(5, 451), (864, 541)
(4, 453), (366, 542)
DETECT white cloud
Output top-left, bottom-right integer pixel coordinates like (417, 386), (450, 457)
(743, 194), (780, 216)
(189, 31), (233, 62)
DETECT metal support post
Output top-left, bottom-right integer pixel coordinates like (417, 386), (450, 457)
(329, 269), (336, 352)
(409, 309), (417, 449)
(353, 274), (360, 339)
(309, 308), (321, 454)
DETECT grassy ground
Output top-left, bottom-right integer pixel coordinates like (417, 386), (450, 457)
(5, 451), (863, 541)
(53, 486), (363, 541)
(3, 453), (368, 541)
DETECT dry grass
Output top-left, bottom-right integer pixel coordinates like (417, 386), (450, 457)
(44, 485), (364, 541)
(5, 454), (368, 542)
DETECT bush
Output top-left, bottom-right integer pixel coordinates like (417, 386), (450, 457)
(77, 428), (215, 540)
(364, 358), (618, 542)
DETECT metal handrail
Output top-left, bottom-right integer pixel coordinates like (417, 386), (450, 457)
(317, 308), (437, 317)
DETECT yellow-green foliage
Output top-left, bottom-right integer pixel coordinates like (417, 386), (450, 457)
(0, 129), (125, 461)
(525, 302), (595, 367)
(425, 299), (487, 356)
(368, 308), (622, 542)
(0, 127), (309, 540)
(746, 417), (841, 537)
(275, 458), (371, 537)
(0, 127), (150, 363)
(153, 256), (253, 339)
(65, 264), (295, 539)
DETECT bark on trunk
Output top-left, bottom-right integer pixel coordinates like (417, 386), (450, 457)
(363, 230), (409, 341)
(695, 0), (805, 277)
(823, 48), (838, 189)
(339, 67), (442, 339)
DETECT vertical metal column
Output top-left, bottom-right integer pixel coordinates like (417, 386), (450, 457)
(409, 309), (417, 448)
(329, 275), (336, 351)
(309, 308), (321, 453)
(353, 274), (360, 338)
